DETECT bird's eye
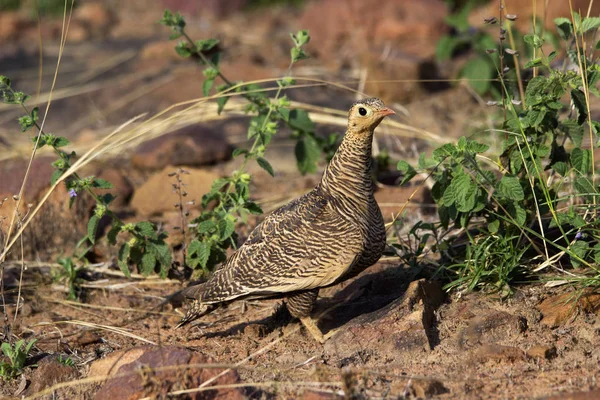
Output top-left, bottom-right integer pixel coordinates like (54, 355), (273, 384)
(358, 107), (367, 116)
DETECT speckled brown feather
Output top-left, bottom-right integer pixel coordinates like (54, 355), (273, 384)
(179, 98), (391, 325)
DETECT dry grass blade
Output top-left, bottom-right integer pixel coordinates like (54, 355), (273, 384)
(33, 320), (156, 344)
(44, 298), (178, 317)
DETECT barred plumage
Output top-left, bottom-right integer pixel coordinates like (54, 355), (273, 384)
(178, 97), (394, 342)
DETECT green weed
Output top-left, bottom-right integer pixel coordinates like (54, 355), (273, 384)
(0, 339), (36, 380)
(401, 10), (600, 293)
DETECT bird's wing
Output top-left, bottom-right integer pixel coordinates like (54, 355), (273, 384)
(182, 188), (363, 303)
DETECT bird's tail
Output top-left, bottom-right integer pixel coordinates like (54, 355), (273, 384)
(176, 300), (219, 328)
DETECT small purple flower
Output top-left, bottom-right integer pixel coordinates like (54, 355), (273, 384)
(575, 232), (583, 240)
(68, 189), (77, 198)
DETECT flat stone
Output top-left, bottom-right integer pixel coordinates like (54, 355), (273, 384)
(93, 345), (244, 400)
(25, 355), (77, 396)
(130, 166), (220, 216)
(130, 125), (232, 171)
(475, 344), (526, 363)
(536, 292), (600, 327)
(526, 345), (557, 360)
(324, 279), (445, 360)
(459, 310), (527, 348)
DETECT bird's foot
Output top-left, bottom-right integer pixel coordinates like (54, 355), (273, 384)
(299, 316), (339, 344)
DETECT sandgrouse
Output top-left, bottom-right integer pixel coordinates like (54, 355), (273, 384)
(178, 98), (394, 343)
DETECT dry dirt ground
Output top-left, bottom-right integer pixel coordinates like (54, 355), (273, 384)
(1, 1), (600, 399)
(2, 259), (600, 399)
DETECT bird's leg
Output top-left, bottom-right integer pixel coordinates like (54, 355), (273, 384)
(299, 316), (339, 344)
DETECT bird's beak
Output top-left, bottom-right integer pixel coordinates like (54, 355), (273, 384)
(378, 107), (395, 117)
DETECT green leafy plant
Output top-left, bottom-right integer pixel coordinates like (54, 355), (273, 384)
(0, 339), (36, 380)
(56, 354), (75, 367)
(52, 237), (91, 300)
(400, 11), (600, 293)
(0, 76), (172, 279)
(160, 10), (332, 276)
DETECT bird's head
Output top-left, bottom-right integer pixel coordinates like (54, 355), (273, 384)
(347, 97), (395, 133)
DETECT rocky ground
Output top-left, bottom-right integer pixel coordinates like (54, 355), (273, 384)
(1, 0), (600, 399)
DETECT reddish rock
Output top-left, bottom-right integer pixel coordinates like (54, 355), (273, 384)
(0, 156), (57, 222)
(324, 279), (445, 359)
(93, 346), (244, 400)
(160, 0), (248, 17)
(537, 292), (600, 327)
(475, 344), (526, 363)
(0, 12), (32, 41)
(459, 310), (527, 348)
(74, 2), (115, 37)
(408, 379), (448, 398)
(299, 0), (447, 67)
(131, 125), (232, 171)
(470, 0), (600, 31)
(526, 345), (557, 360)
(543, 389), (600, 400)
(301, 390), (344, 400)
(130, 166), (220, 216)
(138, 40), (185, 69)
(92, 168), (134, 208)
(25, 355), (78, 396)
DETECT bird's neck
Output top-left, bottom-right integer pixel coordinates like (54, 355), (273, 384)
(320, 129), (375, 202)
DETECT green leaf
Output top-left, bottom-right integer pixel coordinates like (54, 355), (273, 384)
(571, 148), (592, 174)
(290, 30), (310, 47)
(245, 201), (263, 215)
(51, 169), (63, 186)
(460, 57), (493, 94)
(571, 89), (588, 124)
(118, 243), (131, 277)
(232, 148), (248, 158)
(593, 243), (600, 264)
(218, 218), (235, 240)
(524, 34), (544, 48)
(195, 38), (219, 52)
(87, 215), (100, 244)
(290, 47), (309, 63)
(203, 77), (214, 97)
(525, 76), (547, 106)
(552, 161), (568, 176)
(436, 35), (459, 61)
(495, 175), (524, 201)
(92, 178), (113, 189)
(175, 41), (192, 58)
(488, 218), (500, 234)
(197, 219), (216, 234)
(555, 17), (572, 40)
(524, 58), (544, 69)
(54, 136), (70, 148)
(560, 119), (584, 147)
(574, 176), (596, 198)
(135, 221), (157, 238)
(396, 160), (417, 185)
(140, 252), (157, 276)
(507, 203), (527, 226)
(452, 173), (477, 213)
(582, 17), (600, 32)
(466, 140), (489, 154)
(107, 221), (121, 245)
(257, 157), (275, 177)
(433, 143), (456, 160)
(187, 240), (211, 269)
(570, 240), (589, 267)
(295, 135), (320, 175)
(442, 184), (455, 207)
(280, 108), (314, 132)
(217, 96), (229, 114)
